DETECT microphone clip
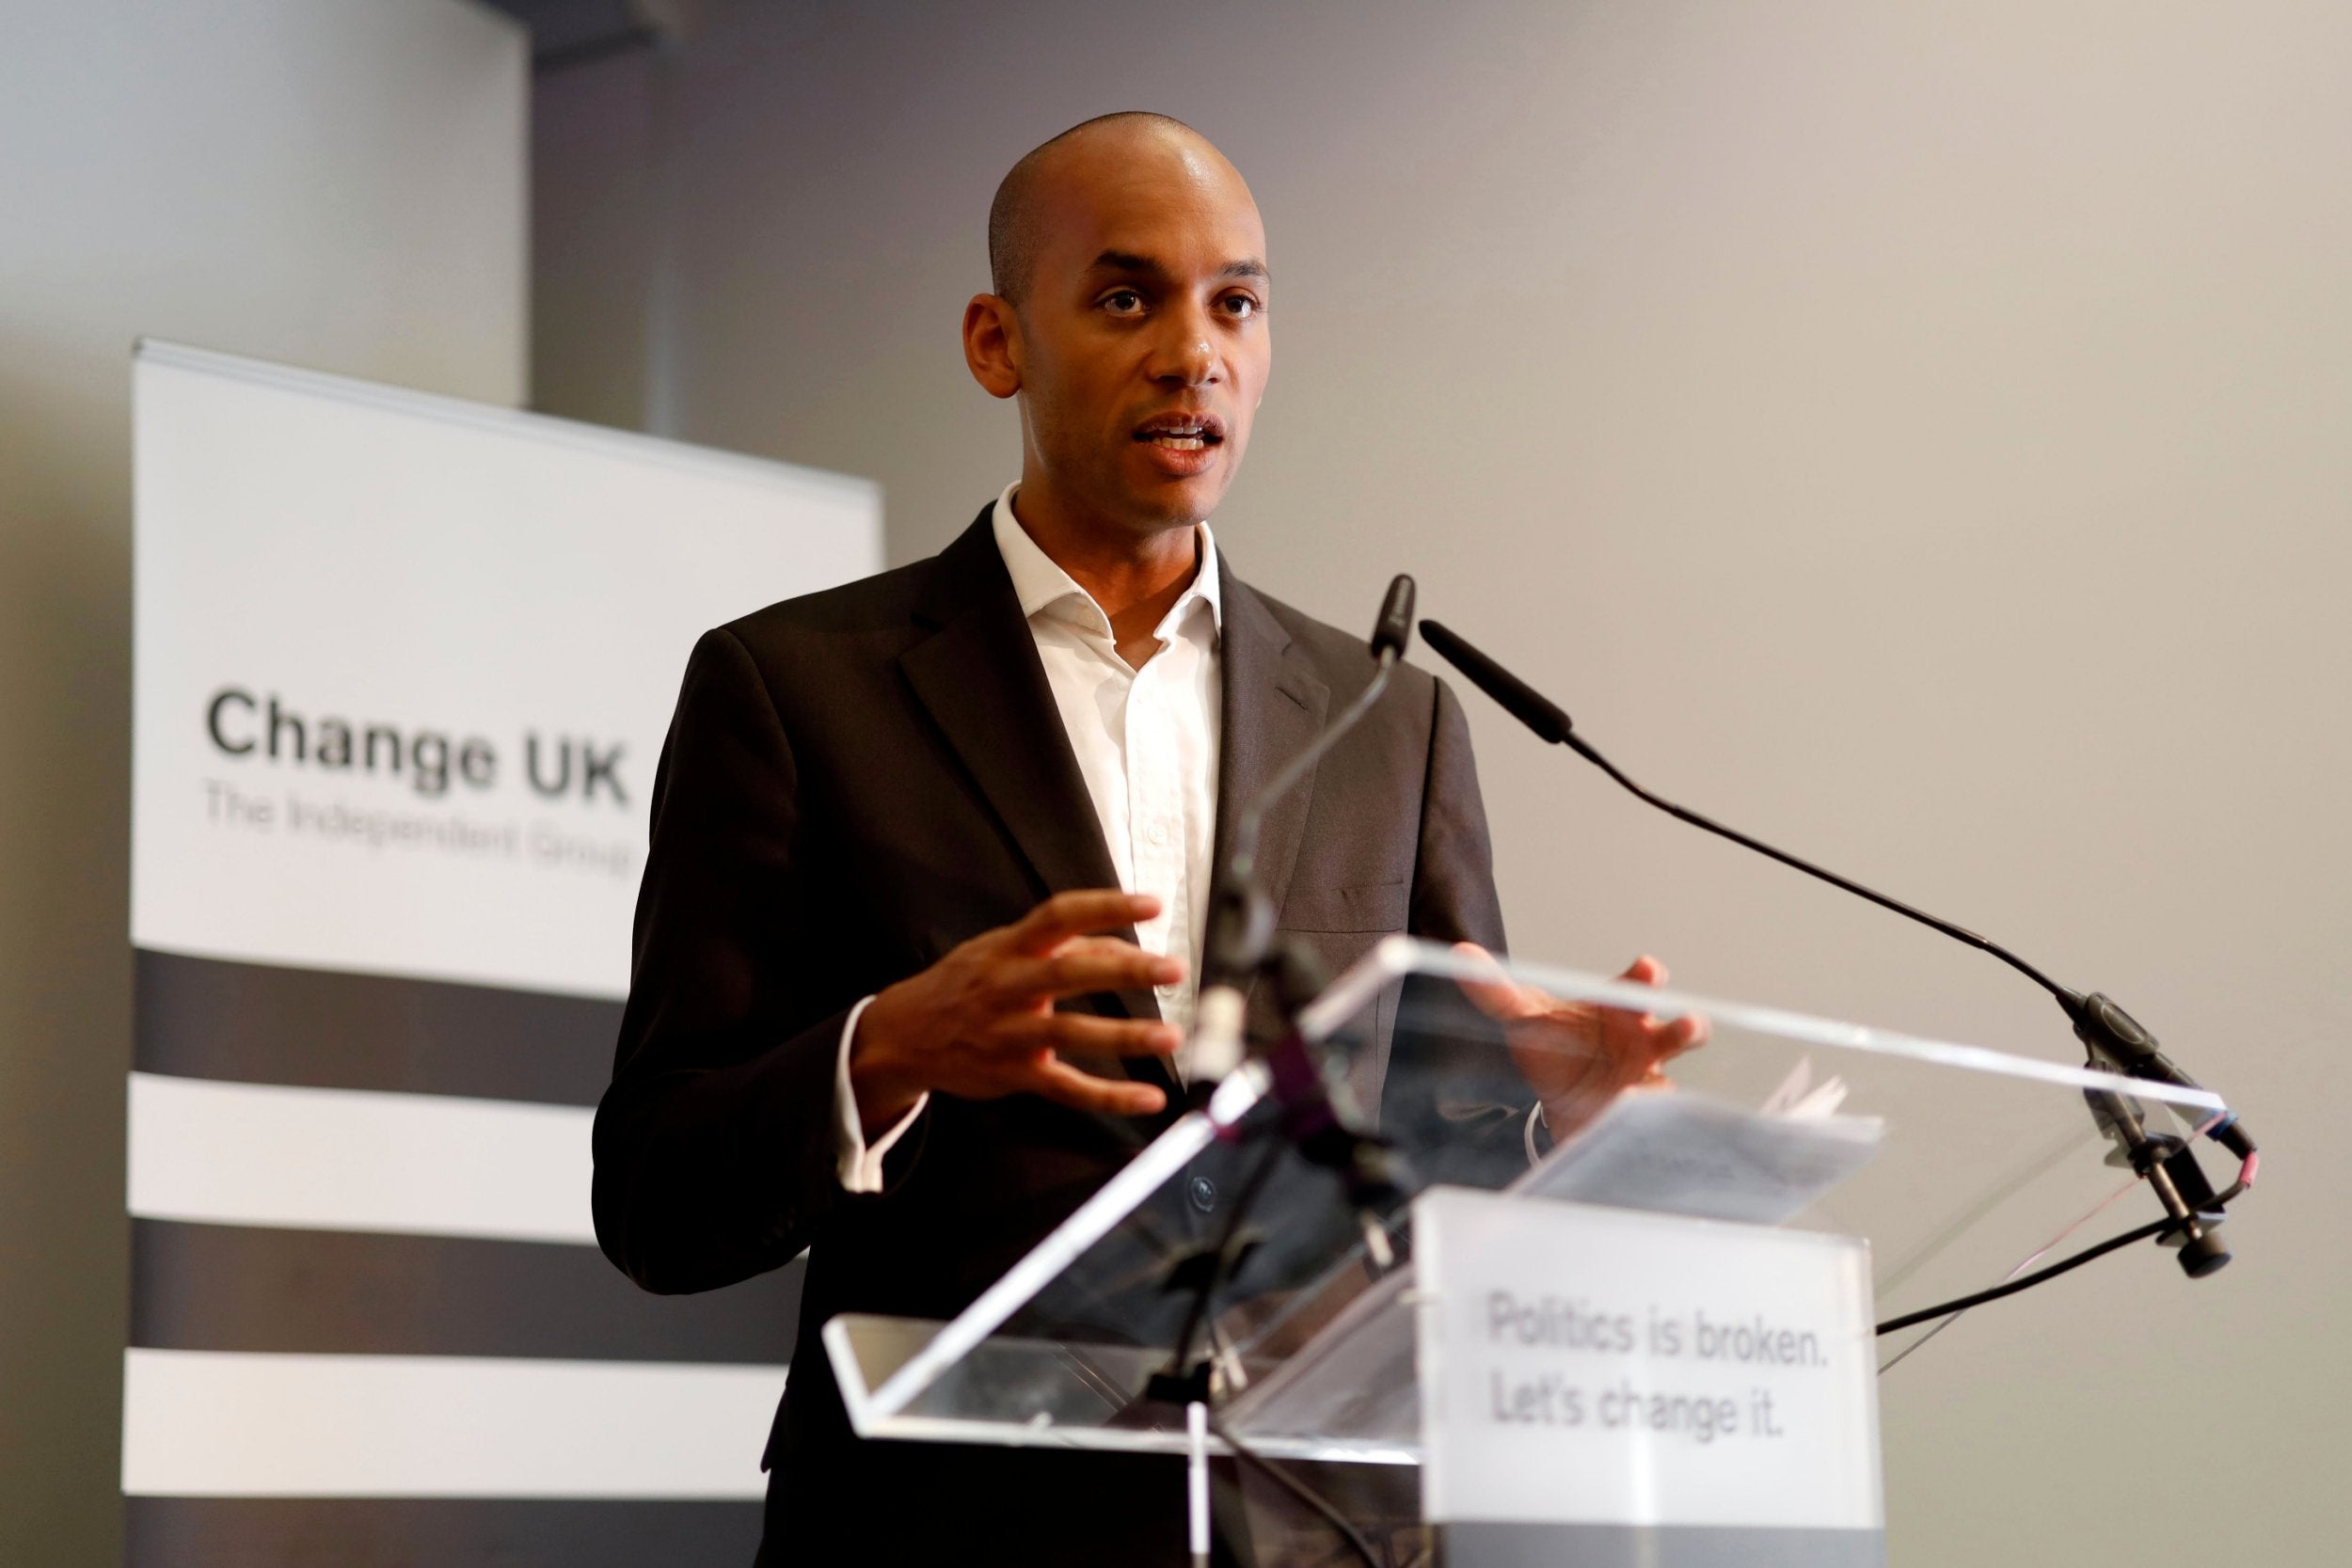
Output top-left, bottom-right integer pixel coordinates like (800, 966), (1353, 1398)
(2065, 990), (2255, 1162)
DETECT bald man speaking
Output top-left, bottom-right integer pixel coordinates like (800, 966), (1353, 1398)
(594, 113), (1696, 1567)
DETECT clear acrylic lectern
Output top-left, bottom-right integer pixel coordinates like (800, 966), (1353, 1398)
(824, 939), (2234, 1566)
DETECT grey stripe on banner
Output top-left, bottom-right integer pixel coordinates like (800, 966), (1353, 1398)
(135, 947), (620, 1105)
(1438, 1522), (1884, 1567)
(127, 1497), (761, 1568)
(132, 1219), (803, 1364)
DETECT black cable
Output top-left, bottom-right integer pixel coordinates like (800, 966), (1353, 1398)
(1561, 733), (2079, 1004)
(1157, 1128), (1391, 1566)
(1875, 1214), (2185, 1337)
(1418, 620), (2084, 1002)
(1205, 1410), (1385, 1568)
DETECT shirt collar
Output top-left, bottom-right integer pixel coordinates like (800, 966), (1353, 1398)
(989, 480), (1222, 641)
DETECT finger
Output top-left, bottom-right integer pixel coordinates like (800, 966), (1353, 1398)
(1618, 954), (1666, 987)
(1025, 1055), (1168, 1117)
(1624, 1012), (1706, 1071)
(1661, 1012), (1710, 1054)
(1002, 942), (1185, 1001)
(999, 1011), (1183, 1058)
(1009, 889), (1161, 952)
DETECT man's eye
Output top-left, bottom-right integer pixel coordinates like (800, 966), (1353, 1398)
(1102, 290), (1145, 315)
(1220, 295), (1261, 320)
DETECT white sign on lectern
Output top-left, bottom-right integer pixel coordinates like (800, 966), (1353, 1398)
(1414, 1187), (1884, 1565)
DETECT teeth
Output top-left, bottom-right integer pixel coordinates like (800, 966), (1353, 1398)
(1152, 436), (1206, 451)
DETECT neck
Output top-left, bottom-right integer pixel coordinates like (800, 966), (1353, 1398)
(1009, 483), (1202, 651)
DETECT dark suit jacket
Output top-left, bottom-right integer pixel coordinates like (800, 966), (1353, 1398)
(594, 508), (1504, 1565)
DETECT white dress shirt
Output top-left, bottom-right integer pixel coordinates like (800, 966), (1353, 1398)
(833, 482), (1224, 1192)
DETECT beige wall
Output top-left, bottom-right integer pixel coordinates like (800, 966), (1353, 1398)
(533, 1), (2351, 1559)
(0, 1), (527, 1556)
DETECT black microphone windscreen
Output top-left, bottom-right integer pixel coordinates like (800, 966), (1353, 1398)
(1371, 575), (1417, 660)
(1418, 620), (1576, 744)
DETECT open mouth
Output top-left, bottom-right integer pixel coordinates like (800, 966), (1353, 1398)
(1132, 412), (1227, 452)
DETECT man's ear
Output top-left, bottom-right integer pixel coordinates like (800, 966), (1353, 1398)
(962, 294), (1023, 400)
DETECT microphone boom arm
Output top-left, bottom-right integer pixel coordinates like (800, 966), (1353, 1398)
(1415, 615), (2254, 1269)
(1191, 575), (1419, 1075)
(1222, 650), (1400, 901)
(1557, 727), (2078, 1004)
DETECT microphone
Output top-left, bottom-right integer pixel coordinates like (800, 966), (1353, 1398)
(1416, 619), (1570, 743)
(1418, 618), (2251, 1274)
(1369, 573), (1416, 662)
(1188, 575), (1416, 1082)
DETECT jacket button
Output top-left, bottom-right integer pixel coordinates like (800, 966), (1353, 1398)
(1187, 1176), (1217, 1213)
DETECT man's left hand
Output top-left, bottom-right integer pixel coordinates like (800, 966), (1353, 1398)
(1454, 942), (1710, 1146)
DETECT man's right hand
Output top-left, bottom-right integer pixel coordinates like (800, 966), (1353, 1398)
(848, 889), (1184, 1136)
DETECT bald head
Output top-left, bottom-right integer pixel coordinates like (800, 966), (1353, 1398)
(988, 112), (1252, 304)
(961, 110), (1270, 540)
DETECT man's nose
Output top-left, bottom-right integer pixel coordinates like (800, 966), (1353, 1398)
(1147, 303), (1220, 388)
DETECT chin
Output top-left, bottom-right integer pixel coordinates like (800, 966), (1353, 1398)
(1127, 472), (1231, 529)
(1136, 491), (1221, 531)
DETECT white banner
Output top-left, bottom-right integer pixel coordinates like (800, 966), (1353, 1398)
(125, 342), (876, 1528)
(131, 340), (881, 1000)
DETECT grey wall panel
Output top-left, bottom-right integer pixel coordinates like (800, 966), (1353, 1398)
(0, 5), (529, 1557)
(135, 951), (623, 1106)
(126, 1497), (763, 1568)
(131, 1220), (803, 1364)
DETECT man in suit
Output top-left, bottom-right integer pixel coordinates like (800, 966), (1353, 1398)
(594, 111), (1701, 1566)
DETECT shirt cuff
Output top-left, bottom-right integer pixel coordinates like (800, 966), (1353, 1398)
(834, 994), (927, 1195)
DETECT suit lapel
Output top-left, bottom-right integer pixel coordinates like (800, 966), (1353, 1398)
(1213, 570), (1331, 1001)
(898, 513), (1169, 1091)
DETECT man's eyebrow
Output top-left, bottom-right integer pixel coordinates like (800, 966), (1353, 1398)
(1089, 249), (1163, 276)
(1088, 249), (1271, 284)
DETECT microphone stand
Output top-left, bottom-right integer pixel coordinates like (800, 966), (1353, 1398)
(1151, 577), (1419, 1409)
(1189, 614), (1410, 1080)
